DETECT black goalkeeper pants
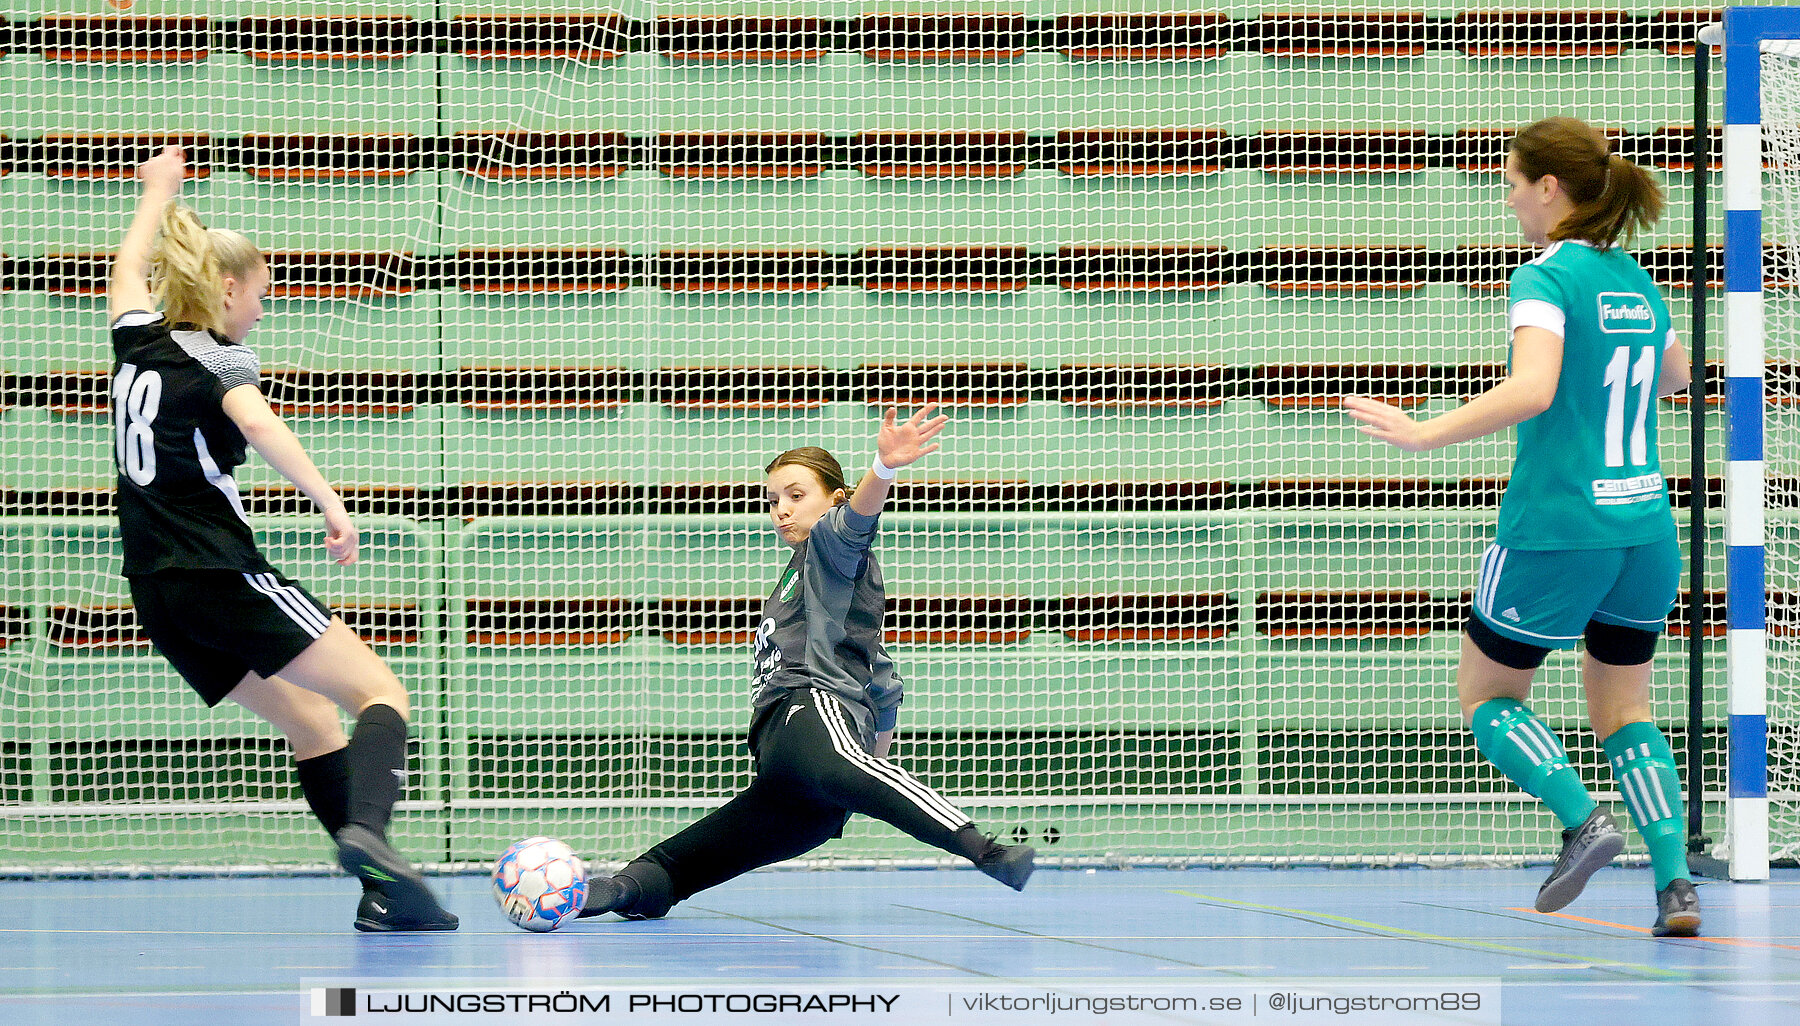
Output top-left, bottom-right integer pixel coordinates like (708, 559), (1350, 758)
(633, 687), (975, 905)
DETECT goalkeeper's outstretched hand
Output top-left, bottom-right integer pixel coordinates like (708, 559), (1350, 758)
(876, 404), (950, 470)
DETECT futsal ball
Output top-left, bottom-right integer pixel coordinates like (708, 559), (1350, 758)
(492, 836), (588, 932)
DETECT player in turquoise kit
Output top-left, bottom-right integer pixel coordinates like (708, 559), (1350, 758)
(1345, 117), (1700, 936)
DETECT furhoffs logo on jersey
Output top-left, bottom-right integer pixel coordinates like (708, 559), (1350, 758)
(1597, 292), (1656, 334)
(777, 568), (800, 602)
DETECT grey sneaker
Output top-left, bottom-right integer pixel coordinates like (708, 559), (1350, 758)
(1652, 878), (1701, 937)
(1535, 808), (1626, 913)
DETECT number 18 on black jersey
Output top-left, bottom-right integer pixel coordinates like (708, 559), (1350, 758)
(110, 311), (274, 576)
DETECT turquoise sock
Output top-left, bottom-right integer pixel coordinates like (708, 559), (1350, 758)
(1604, 721), (1689, 890)
(1470, 698), (1597, 829)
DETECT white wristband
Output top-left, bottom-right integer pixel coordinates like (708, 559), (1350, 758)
(871, 455), (897, 480)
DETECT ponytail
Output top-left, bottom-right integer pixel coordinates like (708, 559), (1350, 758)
(148, 200), (264, 332)
(1510, 117), (1664, 248)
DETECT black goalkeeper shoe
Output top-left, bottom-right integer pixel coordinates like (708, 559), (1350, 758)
(1535, 808), (1625, 913)
(975, 838), (1036, 892)
(1652, 879), (1702, 938)
(337, 825), (458, 932)
(576, 875), (631, 920)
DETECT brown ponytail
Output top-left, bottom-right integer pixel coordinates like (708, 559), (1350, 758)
(765, 446), (850, 502)
(148, 200), (264, 332)
(1510, 117), (1664, 248)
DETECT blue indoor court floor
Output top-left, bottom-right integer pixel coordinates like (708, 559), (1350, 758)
(0, 867), (1795, 1026)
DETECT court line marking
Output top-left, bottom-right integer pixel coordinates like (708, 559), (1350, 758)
(687, 905), (998, 979)
(0, 927), (1093, 940)
(1506, 907), (1800, 952)
(0, 928), (368, 937)
(7, 988), (303, 999)
(1152, 957), (1281, 964)
(1409, 900), (1800, 1012)
(1407, 899), (1656, 946)
(894, 904), (1266, 979)
(1170, 890), (1683, 979)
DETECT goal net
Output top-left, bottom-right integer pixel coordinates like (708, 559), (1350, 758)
(0, 3), (1735, 872)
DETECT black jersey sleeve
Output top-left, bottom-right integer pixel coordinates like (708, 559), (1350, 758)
(809, 505), (879, 580)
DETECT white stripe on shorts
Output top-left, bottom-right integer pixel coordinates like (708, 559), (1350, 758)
(244, 572), (329, 637)
(1474, 546), (1495, 617)
(259, 572), (331, 635)
(815, 693), (969, 832)
(250, 572), (329, 636)
(1473, 546), (1489, 616)
(1478, 545), (1509, 620)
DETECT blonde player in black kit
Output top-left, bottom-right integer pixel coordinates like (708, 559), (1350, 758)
(575, 407), (1035, 921)
(108, 146), (454, 931)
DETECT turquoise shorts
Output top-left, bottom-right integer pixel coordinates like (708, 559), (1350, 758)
(1469, 533), (1681, 648)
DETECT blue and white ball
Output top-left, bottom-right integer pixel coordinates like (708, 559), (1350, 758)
(492, 837), (588, 932)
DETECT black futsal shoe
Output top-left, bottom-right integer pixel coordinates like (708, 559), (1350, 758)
(354, 883), (459, 933)
(576, 875), (630, 920)
(975, 840), (1037, 892)
(1535, 807), (1625, 913)
(1652, 878), (1702, 937)
(337, 824), (459, 932)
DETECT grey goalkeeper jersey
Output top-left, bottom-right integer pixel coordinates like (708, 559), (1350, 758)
(749, 504), (903, 751)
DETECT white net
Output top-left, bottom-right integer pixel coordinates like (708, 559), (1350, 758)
(0, 3), (1727, 871)
(1761, 40), (1800, 866)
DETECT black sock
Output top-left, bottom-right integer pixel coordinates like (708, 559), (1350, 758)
(345, 703), (409, 838)
(296, 748), (352, 837)
(951, 824), (993, 863)
(297, 748), (379, 894)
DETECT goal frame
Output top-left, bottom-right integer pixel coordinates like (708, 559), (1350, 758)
(1721, 4), (1800, 881)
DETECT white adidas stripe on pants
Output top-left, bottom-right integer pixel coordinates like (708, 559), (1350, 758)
(813, 692), (970, 833)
